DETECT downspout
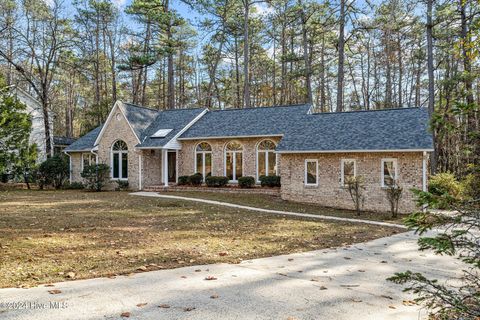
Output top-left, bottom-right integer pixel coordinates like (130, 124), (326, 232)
(138, 153), (143, 190)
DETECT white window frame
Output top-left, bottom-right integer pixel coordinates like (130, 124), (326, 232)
(256, 140), (278, 182)
(304, 159), (318, 186)
(111, 140), (128, 181)
(194, 142), (213, 181)
(381, 158), (398, 187)
(81, 153), (97, 171)
(340, 159), (357, 186)
(224, 141), (244, 182)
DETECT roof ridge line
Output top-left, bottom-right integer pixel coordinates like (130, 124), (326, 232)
(311, 107), (423, 115)
(209, 104), (310, 112)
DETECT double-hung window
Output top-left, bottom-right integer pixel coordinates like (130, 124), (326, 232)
(341, 159), (356, 186)
(381, 158), (397, 187)
(305, 159), (318, 186)
(82, 153), (97, 171)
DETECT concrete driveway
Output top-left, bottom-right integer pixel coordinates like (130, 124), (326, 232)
(0, 231), (461, 320)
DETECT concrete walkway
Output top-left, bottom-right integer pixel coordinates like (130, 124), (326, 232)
(0, 231), (462, 320)
(130, 191), (407, 229)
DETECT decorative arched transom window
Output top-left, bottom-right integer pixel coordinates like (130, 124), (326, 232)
(112, 140), (128, 179)
(256, 139), (277, 181)
(224, 141), (243, 182)
(195, 142), (212, 180)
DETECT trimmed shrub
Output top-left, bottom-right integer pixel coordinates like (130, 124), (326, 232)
(63, 181), (84, 190)
(178, 175), (189, 186)
(81, 164), (110, 192)
(205, 176), (229, 187)
(188, 173), (203, 186)
(259, 175), (281, 187)
(116, 179), (129, 191)
(37, 154), (69, 189)
(238, 176), (255, 188)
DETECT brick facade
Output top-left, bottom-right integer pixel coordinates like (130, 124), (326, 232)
(68, 107), (426, 213)
(280, 152), (425, 213)
(177, 137), (282, 180)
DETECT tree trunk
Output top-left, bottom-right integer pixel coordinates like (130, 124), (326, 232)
(243, 1), (250, 108)
(336, 0), (345, 112)
(426, 0), (437, 173)
(299, 0), (312, 105)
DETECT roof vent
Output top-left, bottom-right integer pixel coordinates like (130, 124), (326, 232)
(151, 128), (173, 138)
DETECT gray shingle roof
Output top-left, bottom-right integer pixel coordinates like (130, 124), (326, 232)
(136, 108), (206, 148)
(64, 126), (102, 152)
(276, 107), (433, 152)
(53, 136), (77, 146)
(178, 104), (312, 139)
(121, 103), (160, 141)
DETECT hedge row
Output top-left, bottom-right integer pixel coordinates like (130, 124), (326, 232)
(177, 173), (281, 188)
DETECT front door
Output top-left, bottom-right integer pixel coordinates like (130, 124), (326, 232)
(168, 152), (176, 183)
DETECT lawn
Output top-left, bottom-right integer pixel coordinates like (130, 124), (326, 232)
(160, 191), (406, 223)
(0, 190), (402, 288)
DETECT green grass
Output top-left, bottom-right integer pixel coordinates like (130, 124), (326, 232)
(0, 190), (401, 288)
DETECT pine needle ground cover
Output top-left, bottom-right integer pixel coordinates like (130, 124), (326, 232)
(0, 190), (400, 288)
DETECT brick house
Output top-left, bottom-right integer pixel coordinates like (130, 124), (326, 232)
(65, 101), (433, 213)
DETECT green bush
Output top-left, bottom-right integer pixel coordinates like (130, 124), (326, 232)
(116, 179), (129, 191)
(81, 164), (110, 192)
(429, 172), (462, 197)
(63, 181), (84, 190)
(178, 175), (189, 185)
(259, 175), (281, 187)
(238, 176), (255, 188)
(428, 172), (462, 209)
(37, 154), (69, 189)
(460, 165), (480, 199)
(188, 173), (203, 186)
(205, 176), (229, 187)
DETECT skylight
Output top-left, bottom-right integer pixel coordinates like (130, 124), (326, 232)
(151, 129), (173, 138)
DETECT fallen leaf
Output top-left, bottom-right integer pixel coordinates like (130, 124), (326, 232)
(319, 286), (328, 290)
(340, 284), (360, 288)
(358, 270), (365, 273)
(183, 307), (195, 312)
(344, 257), (351, 260)
(380, 261), (388, 264)
(136, 303), (147, 307)
(194, 269), (201, 272)
(352, 299), (362, 302)
(66, 272), (76, 279)
(288, 258), (294, 261)
(287, 317), (299, 320)
(218, 251), (228, 256)
(48, 289), (62, 295)
(381, 295), (393, 300)
(388, 305), (396, 309)
(158, 304), (170, 308)
(402, 300), (417, 306)
(120, 312), (130, 318)
(44, 284), (55, 287)
(205, 276), (217, 280)
(210, 294), (219, 299)
(181, 276), (187, 279)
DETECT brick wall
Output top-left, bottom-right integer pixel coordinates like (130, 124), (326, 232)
(177, 137), (282, 181)
(94, 105), (142, 190)
(280, 152), (426, 213)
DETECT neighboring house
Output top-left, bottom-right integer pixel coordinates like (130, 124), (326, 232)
(53, 136), (77, 155)
(12, 87), (70, 162)
(65, 101), (433, 213)
(13, 87), (53, 162)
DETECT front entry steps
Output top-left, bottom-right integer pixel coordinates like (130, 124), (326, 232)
(143, 185), (280, 196)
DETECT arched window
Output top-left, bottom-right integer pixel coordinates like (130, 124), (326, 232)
(224, 141), (243, 182)
(195, 142), (212, 180)
(112, 140), (128, 179)
(256, 139), (277, 181)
